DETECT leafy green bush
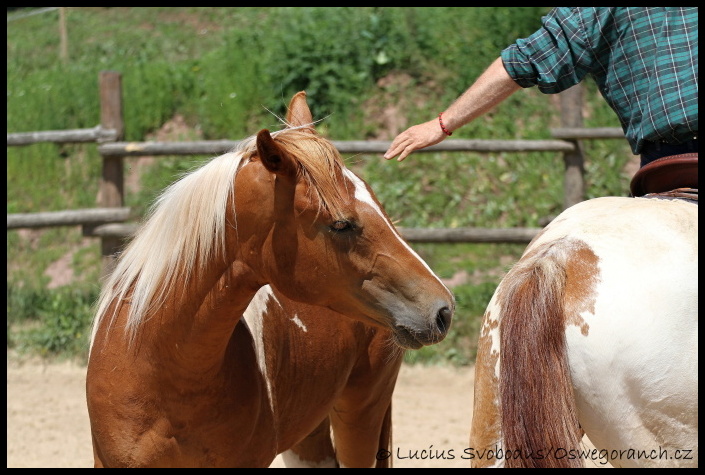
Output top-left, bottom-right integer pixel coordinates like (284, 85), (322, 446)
(8, 285), (98, 361)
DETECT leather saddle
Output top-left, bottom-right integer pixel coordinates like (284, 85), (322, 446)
(630, 152), (698, 197)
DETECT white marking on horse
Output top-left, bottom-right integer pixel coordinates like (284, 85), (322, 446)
(291, 314), (307, 332)
(243, 285), (279, 413)
(280, 450), (337, 468)
(344, 169), (451, 294)
(483, 298), (502, 379)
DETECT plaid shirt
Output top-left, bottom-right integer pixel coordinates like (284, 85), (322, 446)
(501, 7), (698, 154)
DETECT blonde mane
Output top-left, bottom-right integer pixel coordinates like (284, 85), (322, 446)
(90, 128), (349, 348)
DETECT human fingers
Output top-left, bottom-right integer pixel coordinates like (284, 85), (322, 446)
(384, 123), (426, 160)
(395, 142), (415, 162)
(383, 132), (411, 160)
(384, 120), (444, 161)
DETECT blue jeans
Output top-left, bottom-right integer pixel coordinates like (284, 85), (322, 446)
(640, 138), (698, 167)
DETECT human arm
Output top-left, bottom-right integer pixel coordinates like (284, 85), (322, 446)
(383, 57), (522, 161)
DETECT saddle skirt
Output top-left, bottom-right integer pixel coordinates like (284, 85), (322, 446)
(630, 152), (698, 197)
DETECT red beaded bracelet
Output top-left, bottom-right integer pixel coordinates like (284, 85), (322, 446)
(438, 113), (452, 136)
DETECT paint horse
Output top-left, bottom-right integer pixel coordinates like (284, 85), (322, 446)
(86, 91), (454, 467)
(471, 195), (698, 467)
(242, 284), (404, 468)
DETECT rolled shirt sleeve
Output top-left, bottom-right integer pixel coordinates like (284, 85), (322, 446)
(499, 7), (698, 154)
(501, 7), (592, 93)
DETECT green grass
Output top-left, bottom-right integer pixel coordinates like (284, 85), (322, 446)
(7, 7), (635, 364)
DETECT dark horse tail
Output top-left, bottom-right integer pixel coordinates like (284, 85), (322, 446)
(374, 401), (393, 468)
(498, 244), (584, 468)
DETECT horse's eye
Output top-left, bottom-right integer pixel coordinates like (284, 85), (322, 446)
(330, 220), (354, 233)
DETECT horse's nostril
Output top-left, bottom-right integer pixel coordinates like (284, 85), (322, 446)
(436, 306), (453, 334)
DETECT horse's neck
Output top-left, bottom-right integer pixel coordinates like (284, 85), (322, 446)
(144, 259), (263, 377)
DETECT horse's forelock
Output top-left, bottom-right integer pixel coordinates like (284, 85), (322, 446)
(272, 130), (351, 219)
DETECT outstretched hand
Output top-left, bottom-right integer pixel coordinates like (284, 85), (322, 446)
(383, 119), (447, 162)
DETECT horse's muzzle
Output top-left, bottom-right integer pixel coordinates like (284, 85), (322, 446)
(392, 304), (453, 350)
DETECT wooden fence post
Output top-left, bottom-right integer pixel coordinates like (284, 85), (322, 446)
(559, 84), (586, 209)
(98, 71), (124, 277)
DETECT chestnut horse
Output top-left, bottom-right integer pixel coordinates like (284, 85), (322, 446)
(86, 91), (454, 467)
(243, 285), (403, 468)
(470, 195), (698, 468)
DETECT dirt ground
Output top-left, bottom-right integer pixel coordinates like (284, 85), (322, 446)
(6, 354), (607, 468)
(7, 354), (476, 468)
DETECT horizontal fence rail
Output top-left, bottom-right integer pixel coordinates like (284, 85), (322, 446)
(9, 127), (625, 152)
(399, 226), (542, 244)
(97, 138), (577, 158)
(67, 222), (543, 244)
(7, 125), (118, 146)
(550, 127), (626, 140)
(7, 207), (131, 229)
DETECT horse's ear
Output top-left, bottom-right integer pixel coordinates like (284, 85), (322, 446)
(256, 129), (298, 179)
(286, 91), (315, 132)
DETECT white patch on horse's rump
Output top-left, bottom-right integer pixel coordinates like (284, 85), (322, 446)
(481, 295), (503, 379)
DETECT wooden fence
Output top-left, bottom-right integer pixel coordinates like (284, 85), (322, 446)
(7, 71), (627, 276)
